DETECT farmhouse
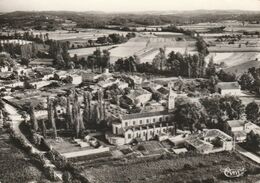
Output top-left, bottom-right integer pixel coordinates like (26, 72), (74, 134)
(98, 78), (119, 88)
(125, 88), (152, 106)
(225, 120), (260, 142)
(128, 75), (143, 85)
(216, 82), (241, 96)
(224, 120), (247, 142)
(67, 74), (82, 85)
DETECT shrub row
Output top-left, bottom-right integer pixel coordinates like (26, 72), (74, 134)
(8, 127), (60, 181)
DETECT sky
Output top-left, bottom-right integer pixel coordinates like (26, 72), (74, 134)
(0, 0), (260, 12)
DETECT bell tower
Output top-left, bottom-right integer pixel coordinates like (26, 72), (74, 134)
(168, 83), (177, 111)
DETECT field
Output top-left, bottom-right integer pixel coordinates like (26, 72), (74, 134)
(206, 52), (260, 67)
(26, 29), (129, 41)
(178, 21), (260, 33)
(0, 129), (51, 183)
(77, 151), (260, 183)
(224, 60), (260, 75)
(69, 33), (197, 64)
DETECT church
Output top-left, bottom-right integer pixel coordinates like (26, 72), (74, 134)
(106, 86), (177, 145)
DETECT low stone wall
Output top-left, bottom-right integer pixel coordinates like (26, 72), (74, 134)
(62, 147), (110, 159)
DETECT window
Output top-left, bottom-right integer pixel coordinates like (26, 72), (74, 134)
(153, 118), (155, 122)
(147, 119), (149, 123)
(159, 117), (162, 122)
(125, 122), (128, 127)
(165, 117), (169, 121)
(133, 121), (135, 125)
(140, 120), (142, 125)
(128, 134), (131, 139)
(143, 132), (146, 136)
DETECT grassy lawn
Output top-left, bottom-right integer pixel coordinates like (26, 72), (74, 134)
(77, 151), (260, 183)
(0, 129), (51, 183)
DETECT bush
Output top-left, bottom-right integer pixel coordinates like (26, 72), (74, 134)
(62, 171), (72, 183)
(183, 163), (194, 170)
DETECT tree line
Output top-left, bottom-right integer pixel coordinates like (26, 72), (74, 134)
(114, 49), (208, 78)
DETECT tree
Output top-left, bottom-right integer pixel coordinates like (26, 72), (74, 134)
(152, 48), (166, 71)
(54, 54), (65, 69)
(42, 120), (47, 138)
(83, 92), (90, 128)
(29, 105), (38, 131)
(47, 97), (57, 139)
(196, 37), (209, 56)
(152, 92), (162, 102)
(66, 95), (73, 129)
(102, 49), (110, 70)
(93, 48), (102, 72)
(206, 56), (216, 77)
(245, 102), (259, 122)
(200, 94), (245, 129)
(72, 93), (85, 137)
(219, 95), (245, 120)
(239, 72), (254, 91)
(246, 130), (260, 149)
(217, 70), (236, 82)
(21, 58), (30, 67)
(62, 171), (72, 183)
(208, 75), (219, 93)
(93, 103), (101, 126)
(174, 98), (206, 133)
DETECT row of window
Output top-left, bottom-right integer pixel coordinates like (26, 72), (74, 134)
(124, 116), (169, 127)
(127, 128), (170, 139)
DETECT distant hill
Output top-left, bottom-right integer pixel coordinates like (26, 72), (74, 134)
(1, 10), (260, 29)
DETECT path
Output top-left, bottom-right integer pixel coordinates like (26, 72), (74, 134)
(236, 145), (260, 164)
(3, 101), (63, 180)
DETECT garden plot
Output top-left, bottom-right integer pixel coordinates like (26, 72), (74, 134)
(81, 151), (260, 183)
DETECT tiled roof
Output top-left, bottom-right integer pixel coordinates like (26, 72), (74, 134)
(216, 82), (240, 90)
(157, 87), (169, 95)
(227, 120), (245, 128)
(126, 89), (151, 100)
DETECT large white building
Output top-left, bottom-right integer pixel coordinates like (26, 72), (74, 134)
(216, 82), (241, 96)
(106, 87), (177, 145)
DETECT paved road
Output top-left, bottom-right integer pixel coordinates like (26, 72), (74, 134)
(236, 145), (260, 164)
